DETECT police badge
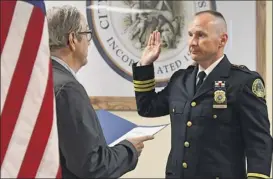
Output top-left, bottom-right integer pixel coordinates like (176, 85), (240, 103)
(214, 90), (226, 103)
(213, 81), (227, 108)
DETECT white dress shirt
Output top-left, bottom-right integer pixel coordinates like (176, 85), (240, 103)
(51, 56), (78, 80)
(196, 55), (224, 84)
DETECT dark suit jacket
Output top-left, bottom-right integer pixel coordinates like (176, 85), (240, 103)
(52, 60), (138, 178)
(132, 55), (272, 179)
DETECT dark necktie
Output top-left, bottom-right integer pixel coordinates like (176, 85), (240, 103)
(196, 71), (206, 92)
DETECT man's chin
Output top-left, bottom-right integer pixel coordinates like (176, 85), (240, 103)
(191, 55), (200, 62)
(191, 54), (207, 62)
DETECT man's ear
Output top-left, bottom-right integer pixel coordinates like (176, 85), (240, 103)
(219, 33), (228, 48)
(68, 32), (76, 51)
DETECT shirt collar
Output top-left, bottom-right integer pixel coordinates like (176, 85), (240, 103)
(51, 56), (77, 80)
(197, 55), (225, 77)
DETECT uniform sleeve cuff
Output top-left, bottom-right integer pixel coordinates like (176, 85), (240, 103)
(133, 79), (155, 92)
(247, 173), (270, 178)
(132, 62), (155, 92)
(132, 62), (154, 80)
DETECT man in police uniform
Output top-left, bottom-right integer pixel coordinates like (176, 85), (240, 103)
(132, 10), (272, 179)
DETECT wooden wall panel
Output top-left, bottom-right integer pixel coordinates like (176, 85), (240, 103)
(90, 96), (136, 111)
(256, 1), (267, 81)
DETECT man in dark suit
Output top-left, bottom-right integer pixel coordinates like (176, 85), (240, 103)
(132, 10), (272, 179)
(47, 5), (154, 178)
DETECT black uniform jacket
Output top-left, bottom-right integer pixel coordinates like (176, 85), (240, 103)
(52, 60), (138, 178)
(132, 55), (272, 179)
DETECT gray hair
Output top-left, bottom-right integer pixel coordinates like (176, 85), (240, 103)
(47, 5), (83, 51)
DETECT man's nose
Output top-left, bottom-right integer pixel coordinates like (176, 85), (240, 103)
(190, 37), (198, 46)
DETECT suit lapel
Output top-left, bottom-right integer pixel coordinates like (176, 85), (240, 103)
(193, 55), (231, 100)
(185, 66), (198, 99)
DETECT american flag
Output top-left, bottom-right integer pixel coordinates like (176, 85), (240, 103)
(1, 0), (61, 178)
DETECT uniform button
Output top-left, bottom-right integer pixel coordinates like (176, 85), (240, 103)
(172, 108), (175, 112)
(182, 162), (188, 168)
(213, 114), (217, 119)
(216, 177), (220, 179)
(191, 101), (196, 107)
(187, 121), (192, 127)
(184, 141), (190, 148)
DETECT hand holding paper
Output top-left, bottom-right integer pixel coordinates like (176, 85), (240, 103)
(95, 110), (169, 148)
(109, 125), (168, 147)
(126, 135), (154, 156)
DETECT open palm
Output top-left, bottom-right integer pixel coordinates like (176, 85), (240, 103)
(140, 31), (161, 66)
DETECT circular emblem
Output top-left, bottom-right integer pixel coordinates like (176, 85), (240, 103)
(214, 90), (226, 104)
(86, 0), (216, 87)
(252, 78), (265, 98)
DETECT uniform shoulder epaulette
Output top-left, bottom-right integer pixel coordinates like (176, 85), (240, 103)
(231, 64), (251, 72)
(231, 64), (262, 79)
(231, 64), (248, 69)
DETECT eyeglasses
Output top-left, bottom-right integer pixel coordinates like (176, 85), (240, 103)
(78, 30), (92, 41)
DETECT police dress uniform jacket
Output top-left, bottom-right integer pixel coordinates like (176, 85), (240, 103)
(52, 60), (138, 178)
(132, 55), (272, 179)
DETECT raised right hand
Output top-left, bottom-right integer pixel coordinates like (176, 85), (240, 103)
(139, 31), (161, 66)
(126, 135), (154, 156)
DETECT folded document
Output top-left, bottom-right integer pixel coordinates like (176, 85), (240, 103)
(96, 110), (169, 147)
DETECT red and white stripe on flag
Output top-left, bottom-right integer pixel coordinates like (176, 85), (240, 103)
(1, 0), (61, 178)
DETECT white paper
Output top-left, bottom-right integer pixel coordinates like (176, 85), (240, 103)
(109, 125), (169, 147)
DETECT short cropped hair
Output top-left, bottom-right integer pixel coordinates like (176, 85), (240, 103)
(47, 5), (83, 51)
(195, 10), (226, 24)
(195, 10), (227, 33)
